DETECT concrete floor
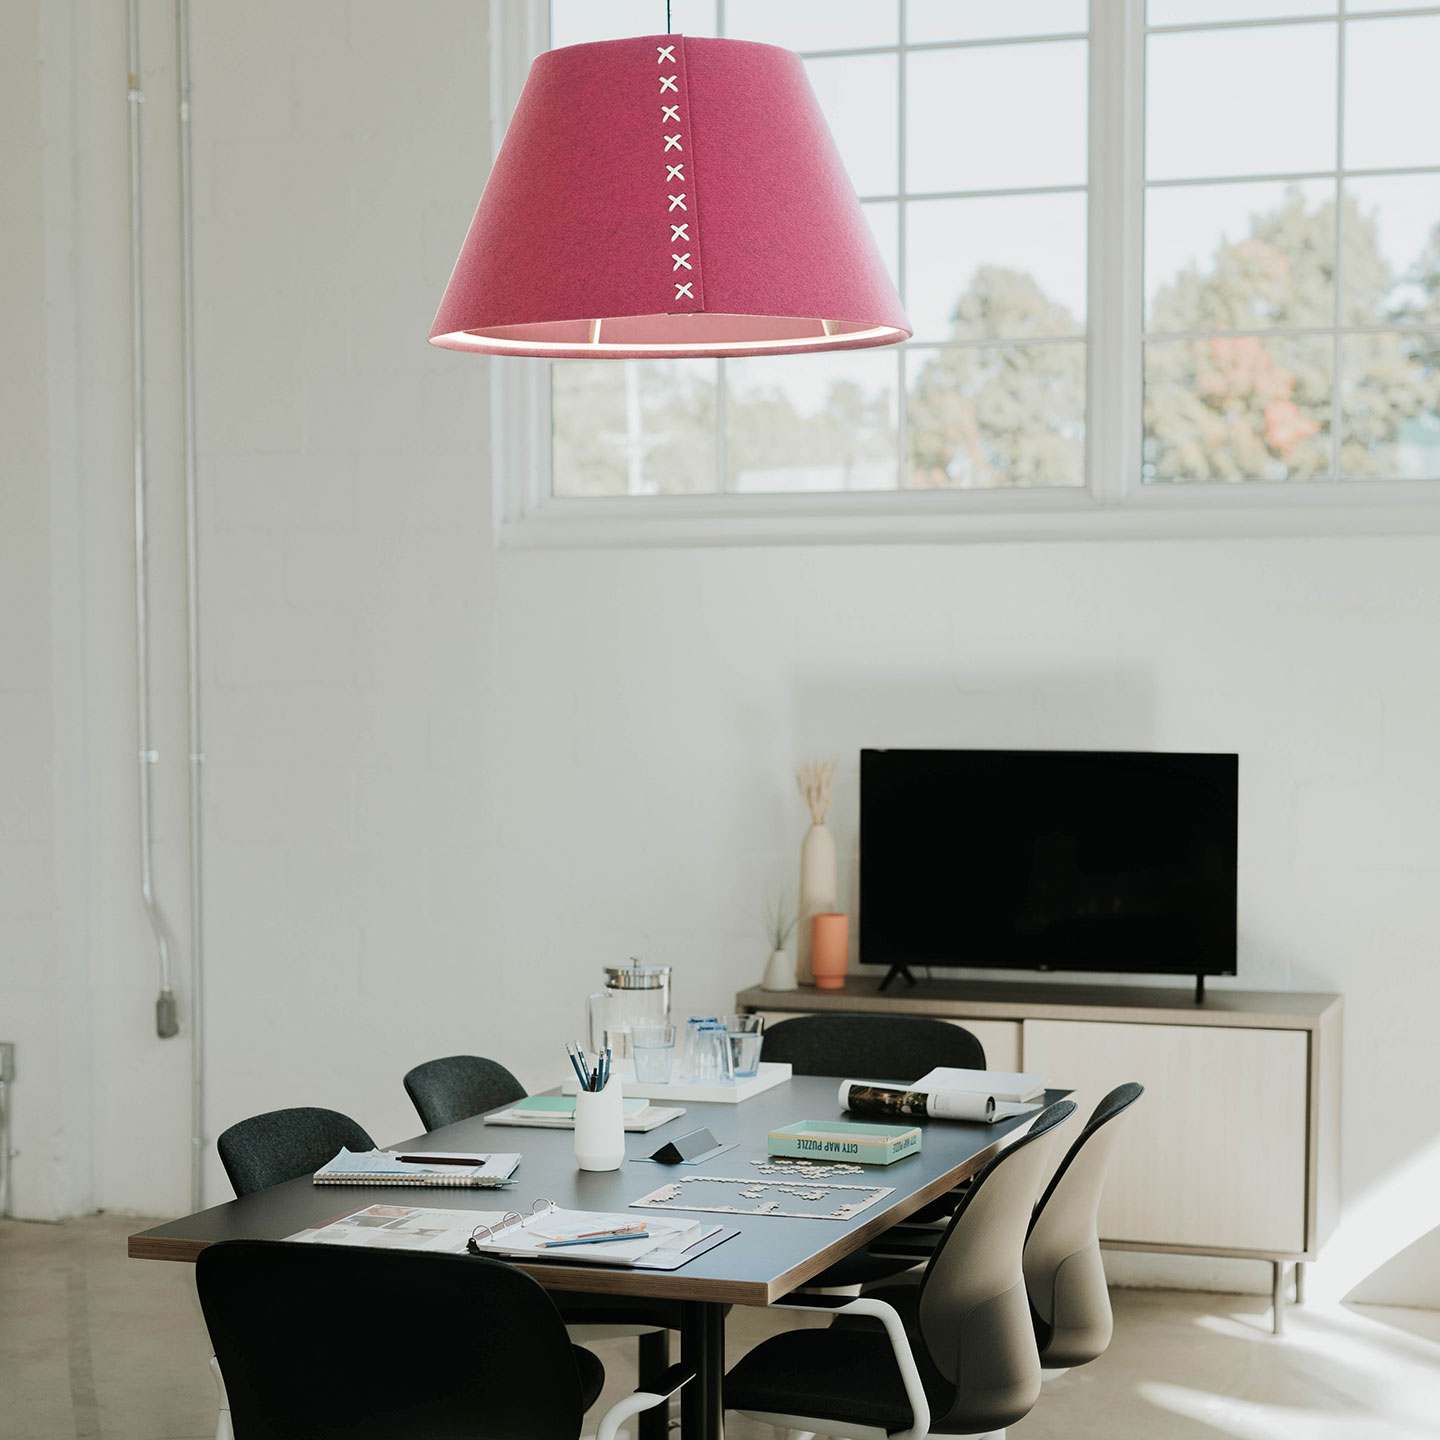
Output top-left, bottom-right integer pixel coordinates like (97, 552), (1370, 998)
(3, 1215), (1438, 1440)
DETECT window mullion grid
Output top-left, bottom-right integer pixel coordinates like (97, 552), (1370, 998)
(896, 0), (909, 491)
(1332, 2), (1348, 482)
(1088, 0), (1145, 504)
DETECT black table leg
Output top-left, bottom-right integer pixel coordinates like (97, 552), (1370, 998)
(638, 1329), (670, 1440)
(679, 1299), (725, 1440)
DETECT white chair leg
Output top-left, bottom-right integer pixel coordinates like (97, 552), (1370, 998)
(210, 1355), (233, 1440)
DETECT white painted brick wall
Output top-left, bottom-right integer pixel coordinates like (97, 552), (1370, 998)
(8, 0), (1440, 1307)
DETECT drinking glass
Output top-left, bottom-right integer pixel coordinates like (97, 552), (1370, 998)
(630, 1024), (676, 1085)
(687, 1023), (734, 1085)
(683, 1016), (721, 1082)
(724, 1014), (765, 1078)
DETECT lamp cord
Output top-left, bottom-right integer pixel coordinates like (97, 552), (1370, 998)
(666, 1), (671, 33)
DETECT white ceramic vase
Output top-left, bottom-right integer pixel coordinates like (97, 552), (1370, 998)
(573, 1079), (625, 1171)
(761, 947), (797, 991)
(797, 822), (837, 986)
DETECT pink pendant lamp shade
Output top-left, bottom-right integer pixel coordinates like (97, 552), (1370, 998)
(429, 35), (910, 358)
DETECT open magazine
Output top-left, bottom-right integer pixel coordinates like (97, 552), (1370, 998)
(838, 1076), (1043, 1124)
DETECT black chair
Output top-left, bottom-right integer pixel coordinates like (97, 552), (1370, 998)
(761, 1013), (986, 1079)
(400, 1060), (691, 1440)
(1024, 1082), (1144, 1374)
(197, 1240), (691, 1440)
(216, 1106), (375, 1197)
(403, 1054), (526, 1131)
(764, 1015), (986, 1285)
(725, 1100), (1077, 1440)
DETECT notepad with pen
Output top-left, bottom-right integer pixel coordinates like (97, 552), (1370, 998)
(312, 1148), (521, 1188)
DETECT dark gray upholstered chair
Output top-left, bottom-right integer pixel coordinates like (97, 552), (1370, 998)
(197, 1240), (692, 1440)
(399, 1057), (687, 1440)
(761, 1013), (986, 1080)
(216, 1107), (375, 1197)
(767, 1014), (986, 1286)
(403, 1054), (527, 1131)
(725, 1100), (1077, 1440)
(1024, 1082), (1144, 1374)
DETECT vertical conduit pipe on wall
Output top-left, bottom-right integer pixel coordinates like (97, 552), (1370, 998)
(177, 0), (206, 1211)
(127, 0), (179, 1040)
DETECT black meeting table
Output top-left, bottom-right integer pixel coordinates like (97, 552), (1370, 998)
(130, 1075), (1066, 1440)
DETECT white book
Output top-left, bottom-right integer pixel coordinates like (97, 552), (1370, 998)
(913, 1067), (1046, 1104)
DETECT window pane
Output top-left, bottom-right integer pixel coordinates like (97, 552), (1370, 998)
(1149, 1), (1334, 24)
(805, 54), (897, 197)
(1348, 0), (1440, 12)
(1342, 333), (1440, 479)
(724, 0), (896, 51)
(1344, 16), (1440, 172)
(1146, 24), (1336, 181)
(906, 344), (1086, 488)
(1145, 180), (1335, 332)
(551, 0), (716, 47)
(907, 0), (1086, 44)
(725, 352), (898, 492)
(907, 42), (1088, 195)
(1342, 175), (1440, 326)
(906, 193), (1086, 341)
(552, 361), (718, 496)
(1143, 336), (1332, 482)
(862, 201), (900, 292)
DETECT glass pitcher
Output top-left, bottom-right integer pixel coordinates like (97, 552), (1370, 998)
(586, 959), (672, 1059)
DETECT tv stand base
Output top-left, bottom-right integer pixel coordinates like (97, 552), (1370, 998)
(1195, 974), (1205, 1004)
(877, 964), (918, 992)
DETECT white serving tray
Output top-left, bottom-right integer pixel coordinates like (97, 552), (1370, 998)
(561, 1060), (792, 1105)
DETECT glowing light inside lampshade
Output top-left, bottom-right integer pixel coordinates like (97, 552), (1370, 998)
(429, 35), (910, 360)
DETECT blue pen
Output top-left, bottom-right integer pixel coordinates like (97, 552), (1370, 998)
(540, 1228), (648, 1249)
(565, 1044), (589, 1091)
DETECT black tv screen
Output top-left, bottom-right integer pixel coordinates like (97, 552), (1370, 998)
(860, 749), (1237, 980)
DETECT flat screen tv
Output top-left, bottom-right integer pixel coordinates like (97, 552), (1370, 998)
(860, 749), (1237, 998)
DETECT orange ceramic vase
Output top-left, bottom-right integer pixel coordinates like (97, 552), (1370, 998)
(810, 912), (850, 990)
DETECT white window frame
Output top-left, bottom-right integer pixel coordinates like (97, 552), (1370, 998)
(489, 0), (1440, 547)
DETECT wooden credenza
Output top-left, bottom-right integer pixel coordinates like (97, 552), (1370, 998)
(737, 976), (1341, 1307)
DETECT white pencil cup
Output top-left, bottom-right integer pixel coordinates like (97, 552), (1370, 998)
(573, 1079), (625, 1172)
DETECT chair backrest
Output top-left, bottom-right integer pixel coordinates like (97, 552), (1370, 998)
(915, 1099), (1076, 1434)
(760, 1014), (985, 1080)
(403, 1054), (526, 1132)
(216, 1106), (375, 1197)
(1023, 1082), (1144, 1368)
(197, 1241), (588, 1440)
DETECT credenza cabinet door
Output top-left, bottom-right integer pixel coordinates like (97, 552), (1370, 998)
(946, 1019), (1021, 1072)
(1022, 1019), (1309, 1255)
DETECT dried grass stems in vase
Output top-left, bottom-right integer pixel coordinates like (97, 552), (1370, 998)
(795, 760), (838, 986)
(761, 893), (798, 991)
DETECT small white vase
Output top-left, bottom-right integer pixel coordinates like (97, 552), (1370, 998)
(761, 947), (796, 991)
(797, 822), (837, 986)
(573, 1079), (625, 1172)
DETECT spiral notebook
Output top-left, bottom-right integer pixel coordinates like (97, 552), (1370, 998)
(312, 1148), (520, 1188)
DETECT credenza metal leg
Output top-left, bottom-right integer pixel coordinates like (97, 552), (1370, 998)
(1271, 1260), (1285, 1337)
(1294, 1260), (1306, 1305)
